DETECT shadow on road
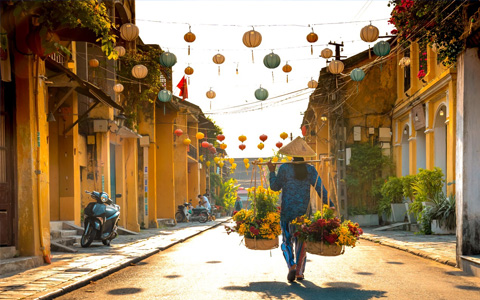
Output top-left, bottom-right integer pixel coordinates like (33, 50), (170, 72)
(455, 285), (480, 291)
(222, 280), (386, 299)
(107, 288), (143, 295)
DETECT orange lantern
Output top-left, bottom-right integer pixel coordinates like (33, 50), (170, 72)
(184, 27), (196, 55)
(196, 132), (205, 140)
(185, 66), (194, 75)
(220, 143), (227, 150)
(306, 29), (318, 55)
(280, 132), (288, 140)
(212, 53), (225, 75)
(228, 158), (235, 164)
(89, 58), (99, 78)
(257, 143), (264, 150)
(243, 158), (249, 164)
(238, 135), (247, 143)
(242, 28), (262, 62)
(282, 63), (292, 83)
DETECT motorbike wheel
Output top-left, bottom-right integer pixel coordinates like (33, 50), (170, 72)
(80, 223), (96, 248)
(102, 239), (111, 246)
(175, 212), (185, 223)
(199, 212), (208, 223)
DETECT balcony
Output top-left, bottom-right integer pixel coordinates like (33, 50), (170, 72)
(187, 144), (197, 160)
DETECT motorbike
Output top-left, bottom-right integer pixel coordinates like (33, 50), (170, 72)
(81, 190), (121, 247)
(175, 203), (208, 223)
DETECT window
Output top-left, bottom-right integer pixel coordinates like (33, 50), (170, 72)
(404, 49), (411, 92)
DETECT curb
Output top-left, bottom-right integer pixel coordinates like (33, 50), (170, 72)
(34, 219), (231, 300)
(361, 234), (457, 268)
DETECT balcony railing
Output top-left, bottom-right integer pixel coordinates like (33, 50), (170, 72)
(188, 144), (197, 160)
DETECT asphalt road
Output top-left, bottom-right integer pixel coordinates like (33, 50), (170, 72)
(56, 225), (480, 300)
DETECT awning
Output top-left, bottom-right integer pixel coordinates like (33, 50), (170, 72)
(118, 126), (142, 139)
(45, 58), (123, 111)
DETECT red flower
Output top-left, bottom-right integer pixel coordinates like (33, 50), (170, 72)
(324, 233), (338, 244)
(232, 211), (238, 216)
(391, 29), (398, 35)
(417, 70), (426, 79)
(249, 226), (260, 236)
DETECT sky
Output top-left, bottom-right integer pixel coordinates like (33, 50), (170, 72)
(136, 0), (394, 158)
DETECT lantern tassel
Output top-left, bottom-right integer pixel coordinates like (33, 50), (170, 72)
(272, 71), (274, 83)
(188, 45), (190, 55)
(311, 45), (313, 55)
(286, 74), (288, 83)
(138, 82), (141, 93)
(251, 50), (254, 63)
(218, 66), (220, 76)
(163, 103), (166, 115)
(368, 45), (371, 59)
(188, 76), (190, 85)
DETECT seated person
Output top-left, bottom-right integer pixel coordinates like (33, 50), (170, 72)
(198, 194), (211, 212)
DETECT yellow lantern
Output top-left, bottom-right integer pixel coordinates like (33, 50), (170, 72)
(214, 157), (220, 164)
(257, 143), (264, 150)
(320, 48), (333, 59)
(220, 143), (227, 150)
(328, 60), (344, 75)
(239, 135), (247, 143)
(245, 163), (250, 169)
(88, 58), (99, 68)
(281, 158), (287, 163)
(272, 157), (279, 163)
(287, 156), (293, 161)
(243, 158), (249, 164)
(183, 138), (191, 146)
(206, 161), (211, 167)
(219, 162), (224, 168)
(242, 28), (262, 62)
(232, 163), (237, 169)
(280, 132), (288, 140)
(196, 132), (205, 140)
(308, 79), (318, 89)
(199, 155), (204, 162)
(258, 158), (264, 163)
(228, 158), (235, 164)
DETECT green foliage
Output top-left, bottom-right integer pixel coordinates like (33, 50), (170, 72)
(379, 176), (404, 217)
(425, 193), (456, 231)
(14, 0), (117, 58)
(388, 0), (466, 66)
(218, 178), (239, 211)
(345, 143), (394, 214)
(402, 174), (416, 201)
(410, 168), (445, 217)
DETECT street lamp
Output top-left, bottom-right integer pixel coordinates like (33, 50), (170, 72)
(114, 113), (127, 128)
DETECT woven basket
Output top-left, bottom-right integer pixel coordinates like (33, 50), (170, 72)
(245, 237), (279, 250)
(306, 241), (344, 256)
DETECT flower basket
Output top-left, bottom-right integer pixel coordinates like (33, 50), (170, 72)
(245, 237), (279, 250)
(306, 241), (344, 256)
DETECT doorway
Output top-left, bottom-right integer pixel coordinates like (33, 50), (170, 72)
(110, 143), (116, 203)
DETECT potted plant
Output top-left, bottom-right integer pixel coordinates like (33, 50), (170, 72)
(379, 176), (406, 223)
(409, 168), (445, 219)
(292, 206), (363, 256)
(225, 186), (281, 250)
(422, 193), (456, 235)
(348, 206), (379, 227)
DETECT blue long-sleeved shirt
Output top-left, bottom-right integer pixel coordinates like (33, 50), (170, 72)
(269, 164), (328, 222)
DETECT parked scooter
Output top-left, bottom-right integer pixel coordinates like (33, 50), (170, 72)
(175, 203), (208, 223)
(81, 190), (121, 247)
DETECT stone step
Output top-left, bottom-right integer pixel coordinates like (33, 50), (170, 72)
(51, 235), (82, 247)
(157, 218), (176, 227)
(50, 241), (78, 253)
(460, 255), (480, 278)
(50, 221), (64, 231)
(0, 256), (43, 276)
(50, 229), (78, 239)
(0, 246), (16, 260)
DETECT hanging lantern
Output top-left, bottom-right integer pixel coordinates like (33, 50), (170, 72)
(239, 144), (246, 151)
(212, 53), (225, 75)
(360, 24), (379, 43)
(184, 27), (196, 55)
(281, 158), (287, 163)
(206, 161), (211, 167)
(132, 64), (148, 92)
(350, 68), (365, 82)
(399, 57), (411, 68)
(272, 157), (279, 163)
(257, 143), (264, 150)
(113, 83), (124, 103)
(373, 41), (391, 57)
(245, 163), (250, 169)
(243, 158), (249, 164)
(183, 138), (191, 146)
(306, 29), (318, 55)
(308, 79), (318, 89)
(196, 132), (205, 140)
(201, 141), (209, 148)
(238, 135), (247, 143)
(114, 46), (126, 57)
(242, 28), (262, 62)
(159, 51), (177, 68)
(258, 158), (264, 163)
(280, 132), (288, 140)
(217, 134), (225, 142)
(320, 114), (328, 122)
(219, 162), (224, 168)
(328, 60), (344, 74)
(228, 158), (234, 164)
(255, 86), (269, 101)
(259, 134), (268, 142)
(282, 63), (292, 83)
(214, 157), (220, 164)
(89, 59), (99, 79)
(320, 48), (333, 59)
(231, 163), (237, 169)
(120, 23), (139, 42)
(199, 155), (204, 162)
(220, 143), (227, 150)
(301, 125), (307, 136)
(174, 129), (183, 137)
(185, 66), (194, 75)
(157, 89), (172, 115)
(263, 52), (281, 69)
(206, 89), (216, 99)
(276, 142), (283, 149)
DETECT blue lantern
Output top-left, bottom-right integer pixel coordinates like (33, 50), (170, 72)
(263, 52), (281, 69)
(159, 51), (177, 68)
(373, 41), (391, 57)
(255, 86), (269, 101)
(158, 90), (172, 115)
(350, 68), (365, 82)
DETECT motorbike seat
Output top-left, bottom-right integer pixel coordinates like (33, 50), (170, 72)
(192, 207), (207, 213)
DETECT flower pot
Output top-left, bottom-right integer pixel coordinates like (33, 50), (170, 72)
(431, 220), (455, 235)
(306, 241), (344, 256)
(404, 203), (417, 223)
(349, 214), (379, 227)
(244, 237), (279, 250)
(391, 203), (408, 223)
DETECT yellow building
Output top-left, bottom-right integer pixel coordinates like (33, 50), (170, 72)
(393, 42), (456, 196)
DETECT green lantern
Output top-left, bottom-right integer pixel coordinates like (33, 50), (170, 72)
(255, 86), (269, 101)
(263, 52), (281, 69)
(350, 68), (365, 81)
(157, 89), (172, 115)
(373, 41), (391, 57)
(159, 51), (177, 68)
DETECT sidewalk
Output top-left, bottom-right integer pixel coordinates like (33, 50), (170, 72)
(361, 228), (457, 267)
(0, 217), (231, 300)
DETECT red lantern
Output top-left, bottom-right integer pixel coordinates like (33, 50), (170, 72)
(217, 134), (225, 142)
(174, 129), (183, 137)
(259, 134), (268, 142)
(239, 144), (246, 151)
(276, 142), (283, 149)
(209, 147), (217, 154)
(201, 141), (209, 148)
(301, 125), (307, 136)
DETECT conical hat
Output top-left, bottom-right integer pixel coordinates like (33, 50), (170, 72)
(278, 136), (316, 157)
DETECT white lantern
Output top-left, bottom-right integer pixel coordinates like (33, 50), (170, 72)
(120, 23), (139, 42)
(360, 24), (379, 43)
(132, 64), (148, 92)
(328, 60), (344, 74)
(320, 48), (333, 59)
(113, 83), (124, 93)
(399, 57), (411, 68)
(114, 46), (126, 57)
